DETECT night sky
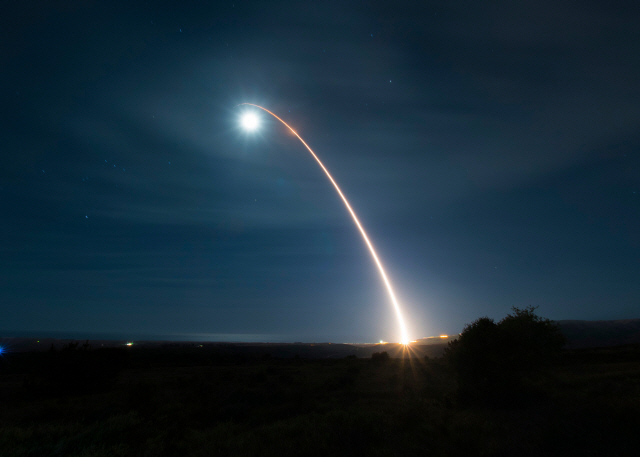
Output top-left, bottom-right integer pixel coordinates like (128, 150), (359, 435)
(2, 1), (639, 343)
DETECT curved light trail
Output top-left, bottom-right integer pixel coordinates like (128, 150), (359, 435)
(239, 103), (409, 344)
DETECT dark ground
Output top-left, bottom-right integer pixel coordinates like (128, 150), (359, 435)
(1, 342), (639, 456)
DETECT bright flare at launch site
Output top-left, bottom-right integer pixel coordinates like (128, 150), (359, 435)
(239, 103), (410, 345)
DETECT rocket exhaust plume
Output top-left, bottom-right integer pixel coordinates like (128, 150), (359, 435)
(239, 103), (410, 344)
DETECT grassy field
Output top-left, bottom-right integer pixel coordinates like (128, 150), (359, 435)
(1, 344), (639, 456)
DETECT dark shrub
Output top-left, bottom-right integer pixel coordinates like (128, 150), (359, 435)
(371, 351), (390, 362)
(444, 317), (501, 392)
(444, 306), (565, 405)
(498, 306), (566, 371)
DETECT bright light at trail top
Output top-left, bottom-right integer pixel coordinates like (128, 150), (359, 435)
(241, 112), (260, 131)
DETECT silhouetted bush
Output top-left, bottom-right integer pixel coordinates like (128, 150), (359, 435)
(371, 351), (390, 362)
(445, 306), (565, 405)
(498, 306), (566, 370)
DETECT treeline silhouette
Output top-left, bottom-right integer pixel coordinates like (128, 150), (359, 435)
(444, 306), (566, 405)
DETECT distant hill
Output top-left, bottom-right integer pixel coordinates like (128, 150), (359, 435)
(556, 319), (640, 348)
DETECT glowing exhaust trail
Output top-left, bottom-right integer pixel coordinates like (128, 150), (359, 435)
(239, 103), (409, 344)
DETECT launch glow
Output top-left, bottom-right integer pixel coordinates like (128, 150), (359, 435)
(239, 103), (410, 345)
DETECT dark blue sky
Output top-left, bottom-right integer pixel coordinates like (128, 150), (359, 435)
(1, 1), (639, 342)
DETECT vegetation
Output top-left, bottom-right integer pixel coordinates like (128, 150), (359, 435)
(1, 311), (638, 456)
(444, 306), (566, 405)
(370, 350), (390, 362)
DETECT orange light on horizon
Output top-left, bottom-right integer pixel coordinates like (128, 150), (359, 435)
(439, 335), (448, 338)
